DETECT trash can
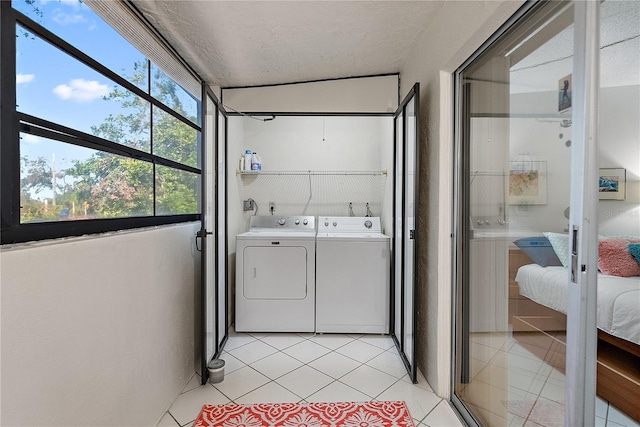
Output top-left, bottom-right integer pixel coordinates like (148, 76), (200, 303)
(207, 359), (225, 384)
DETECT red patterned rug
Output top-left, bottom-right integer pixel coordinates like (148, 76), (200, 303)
(194, 401), (415, 427)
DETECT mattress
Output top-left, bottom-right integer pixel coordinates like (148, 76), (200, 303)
(515, 264), (640, 345)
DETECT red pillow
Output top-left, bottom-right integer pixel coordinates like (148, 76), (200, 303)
(598, 238), (640, 277)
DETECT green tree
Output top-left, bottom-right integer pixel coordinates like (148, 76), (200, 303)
(20, 61), (199, 222)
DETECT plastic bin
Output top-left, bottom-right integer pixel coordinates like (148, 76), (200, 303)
(207, 359), (225, 384)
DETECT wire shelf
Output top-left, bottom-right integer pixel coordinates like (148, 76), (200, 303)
(236, 170), (387, 176)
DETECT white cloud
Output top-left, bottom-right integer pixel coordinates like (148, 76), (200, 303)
(16, 73), (35, 84)
(53, 79), (109, 102)
(21, 134), (41, 145)
(52, 11), (86, 25)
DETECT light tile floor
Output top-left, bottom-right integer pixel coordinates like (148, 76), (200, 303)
(159, 329), (463, 427)
(460, 332), (640, 427)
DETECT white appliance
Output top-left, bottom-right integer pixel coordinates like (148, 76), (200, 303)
(316, 216), (391, 333)
(235, 215), (316, 332)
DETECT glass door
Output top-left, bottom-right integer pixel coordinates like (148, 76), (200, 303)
(200, 90), (218, 383)
(393, 83), (419, 382)
(453, 1), (603, 425)
(200, 90), (229, 384)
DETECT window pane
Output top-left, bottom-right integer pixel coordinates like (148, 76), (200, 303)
(20, 133), (153, 223)
(17, 26), (151, 152)
(155, 166), (199, 215)
(151, 63), (200, 126)
(152, 106), (199, 168)
(13, 0), (148, 91)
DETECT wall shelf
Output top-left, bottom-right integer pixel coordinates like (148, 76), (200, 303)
(236, 170), (387, 176)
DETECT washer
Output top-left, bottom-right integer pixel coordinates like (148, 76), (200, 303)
(235, 215), (316, 332)
(316, 216), (390, 333)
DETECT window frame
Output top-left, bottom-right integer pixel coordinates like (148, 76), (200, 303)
(1, 1), (203, 244)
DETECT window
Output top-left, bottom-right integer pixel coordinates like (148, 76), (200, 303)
(2, 0), (202, 244)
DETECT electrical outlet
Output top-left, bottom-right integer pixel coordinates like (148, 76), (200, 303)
(243, 199), (254, 211)
(269, 202), (276, 213)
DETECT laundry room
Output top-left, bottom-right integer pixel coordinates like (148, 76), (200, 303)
(221, 75), (401, 330)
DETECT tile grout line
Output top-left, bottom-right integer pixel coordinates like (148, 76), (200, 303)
(414, 397), (445, 426)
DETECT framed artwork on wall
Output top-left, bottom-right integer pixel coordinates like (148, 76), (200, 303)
(509, 161), (547, 205)
(599, 168), (626, 200)
(558, 74), (572, 112)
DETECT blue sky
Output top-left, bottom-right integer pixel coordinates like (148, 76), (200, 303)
(14, 0), (147, 199)
(15, 0), (200, 201)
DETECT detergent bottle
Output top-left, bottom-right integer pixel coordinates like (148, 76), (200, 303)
(251, 152), (262, 171)
(244, 150), (252, 171)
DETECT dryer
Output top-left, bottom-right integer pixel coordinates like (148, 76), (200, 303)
(316, 216), (390, 333)
(235, 215), (316, 332)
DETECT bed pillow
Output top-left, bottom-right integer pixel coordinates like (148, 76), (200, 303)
(628, 243), (640, 265)
(543, 232), (570, 267)
(598, 238), (640, 277)
(514, 236), (563, 267)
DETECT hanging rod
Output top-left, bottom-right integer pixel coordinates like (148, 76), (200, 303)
(236, 170), (387, 176)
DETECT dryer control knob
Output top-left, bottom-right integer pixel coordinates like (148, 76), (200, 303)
(324, 221), (329, 227)
(303, 219), (308, 225)
(333, 222), (337, 227)
(295, 219), (300, 225)
(278, 218), (286, 225)
(364, 220), (372, 229)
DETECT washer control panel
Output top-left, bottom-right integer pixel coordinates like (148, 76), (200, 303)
(317, 217), (382, 233)
(249, 215), (315, 231)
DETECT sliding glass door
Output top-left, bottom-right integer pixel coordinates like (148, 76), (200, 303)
(453, 1), (607, 425)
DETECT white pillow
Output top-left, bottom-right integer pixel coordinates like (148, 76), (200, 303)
(543, 232), (570, 267)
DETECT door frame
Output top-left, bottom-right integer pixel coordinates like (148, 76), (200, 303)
(565, 1), (599, 424)
(391, 82), (419, 383)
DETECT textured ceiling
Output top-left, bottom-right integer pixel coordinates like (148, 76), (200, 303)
(131, 0), (444, 88)
(511, 0), (640, 93)
(132, 1), (638, 91)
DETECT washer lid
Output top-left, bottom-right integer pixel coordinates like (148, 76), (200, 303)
(316, 232), (390, 240)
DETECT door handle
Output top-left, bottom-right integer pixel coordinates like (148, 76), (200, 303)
(570, 226), (578, 283)
(195, 229), (213, 251)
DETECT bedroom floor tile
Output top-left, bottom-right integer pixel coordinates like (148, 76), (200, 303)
(456, 332), (639, 427)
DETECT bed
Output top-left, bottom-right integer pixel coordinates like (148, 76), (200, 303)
(509, 247), (640, 422)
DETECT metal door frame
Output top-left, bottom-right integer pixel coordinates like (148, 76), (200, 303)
(199, 87), (229, 384)
(391, 82), (419, 383)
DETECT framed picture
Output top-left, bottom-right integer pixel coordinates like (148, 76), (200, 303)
(509, 161), (547, 205)
(599, 168), (626, 200)
(558, 74), (572, 112)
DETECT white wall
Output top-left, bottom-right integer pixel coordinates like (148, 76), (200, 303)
(509, 84), (640, 236)
(0, 223), (200, 426)
(598, 85), (640, 236)
(398, 0), (525, 396)
(233, 116), (392, 227)
(223, 75), (399, 113)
